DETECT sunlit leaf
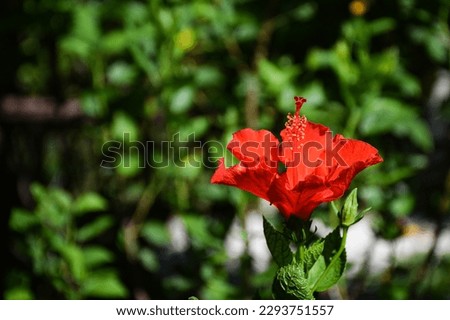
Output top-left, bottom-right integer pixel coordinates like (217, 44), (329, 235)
(73, 192), (108, 216)
(83, 246), (114, 269)
(141, 221), (171, 247)
(81, 271), (127, 298)
(77, 216), (114, 243)
(170, 86), (195, 115)
(308, 228), (346, 292)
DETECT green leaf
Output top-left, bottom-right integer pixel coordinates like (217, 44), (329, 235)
(182, 214), (220, 249)
(111, 111), (139, 141)
(9, 208), (38, 232)
(4, 287), (34, 300)
(138, 248), (159, 272)
(263, 216), (293, 267)
(83, 246), (114, 269)
(359, 98), (433, 151)
(61, 3), (101, 59)
(407, 120), (434, 152)
(33, 186), (72, 229)
(164, 275), (195, 294)
(100, 31), (128, 55)
(258, 58), (299, 94)
(272, 263), (314, 300)
(72, 3), (101, 45)
(58, 244), (86, 282)
(29, 183), (47, 202)
(340, 188), (359, 227)
(303, 240), (324, 272)
(107, 61), (138, 87)
(80, 92), (107, 118)
(81, 271), (127, 298)
(308, 228), (346, 292)
(201, 277), (238, 300)
(141, 221), (170, 247)
(73, 192), (108, 216)
(194, 66), (224, 87)
(389, 194), (415, 218)
(306, 48), (333, 70)
(76, 215), (114, 243)
(170, 86), (195, 115)
(177, 116), (210, 140)
(116, 152), (143, 178)
(369, 18), (396, 35)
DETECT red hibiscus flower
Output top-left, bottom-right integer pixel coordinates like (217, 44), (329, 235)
(211, 97), (383, 220)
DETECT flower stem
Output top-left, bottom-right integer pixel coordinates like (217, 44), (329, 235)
(330, 201), (339, 215)
(297, 242), (305, 262)
(311, 226), (349, 292)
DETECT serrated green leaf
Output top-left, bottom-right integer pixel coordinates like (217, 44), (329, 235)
(308, 228), (346, 292)
(303, 240), (324, 271)
(263, 216), (293, 267)
(272, 263), (314, 300)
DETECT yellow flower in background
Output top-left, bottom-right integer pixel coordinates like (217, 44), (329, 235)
(401, 223), (424, 237)
(349, 0), (368, 16)
(174, 28), (196, 52)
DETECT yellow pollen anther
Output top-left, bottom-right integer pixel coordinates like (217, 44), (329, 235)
(285, 97), (307, 144)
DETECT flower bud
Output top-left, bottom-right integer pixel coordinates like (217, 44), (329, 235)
(340, 188), (362, 227)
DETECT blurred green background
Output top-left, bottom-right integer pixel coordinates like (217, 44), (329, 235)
(0, 0), (449, 299)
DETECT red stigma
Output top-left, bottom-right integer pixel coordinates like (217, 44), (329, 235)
(294, 96), (307, 114)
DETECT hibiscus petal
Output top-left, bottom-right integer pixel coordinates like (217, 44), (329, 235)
(327, 136), (383, 181)
(210, 158), (276, 201)
(267, 174), (332, 220)
(227, 128), (280, 169)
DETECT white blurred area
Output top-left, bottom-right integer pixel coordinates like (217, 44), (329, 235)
(165, 198), (449, 279)
(221, 200), (450, 278)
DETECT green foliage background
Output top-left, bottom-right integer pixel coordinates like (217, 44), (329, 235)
(0, 0), (449, 299)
